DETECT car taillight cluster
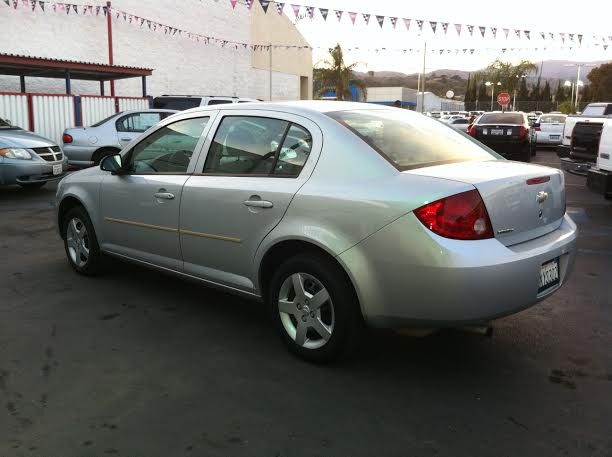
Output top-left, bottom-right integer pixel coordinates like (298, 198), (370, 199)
(519, 126), (527, 138)
(414, 189), (494, 240)
(534, 126), (541, 132)
(468, 125), (477, 137)
(62, 133), (73, 144)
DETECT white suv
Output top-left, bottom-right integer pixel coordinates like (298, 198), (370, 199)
(153, 95), (260, 110)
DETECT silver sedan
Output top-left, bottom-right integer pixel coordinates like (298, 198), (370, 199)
(55, 101), (577, 362)
(62, 109), (177, 168)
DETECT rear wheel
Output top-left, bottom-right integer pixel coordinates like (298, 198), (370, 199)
(62, 206), (103, 275)
(269, 253), (363, 363)
(520, 144), (531, 162)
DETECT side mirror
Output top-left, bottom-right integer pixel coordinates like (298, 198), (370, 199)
(100, 154), (123, 174)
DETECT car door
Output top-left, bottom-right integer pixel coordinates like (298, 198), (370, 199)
(115, 111), (166, 148)
(180, 110), (322, 292)
(99, 114), (214, 270)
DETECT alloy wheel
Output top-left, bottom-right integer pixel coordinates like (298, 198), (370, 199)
(66, 217), (90, 268)
(278, 272), (335, 350)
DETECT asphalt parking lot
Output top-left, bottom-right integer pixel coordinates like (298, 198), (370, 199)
(1, 149), (611, 457)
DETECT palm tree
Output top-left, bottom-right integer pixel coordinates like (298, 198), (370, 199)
(314, 44), (367, 101)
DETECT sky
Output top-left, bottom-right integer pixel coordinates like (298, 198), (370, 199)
(292, 0), (612, 73)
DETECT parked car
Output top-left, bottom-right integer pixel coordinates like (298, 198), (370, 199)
(0, 117), (68, 188)
(469, 110), (485, 117)
(62, 109), (177, 168)
(447, 117), (470, 130)
(557, 102), (612, 175)
(153, 95), (260, 110)
(56, 101), (576, 362)
(534, 113), (567, 146)
(586, 119), (612, 199)
(468, 111), (535, 161)
(440, 114), (465, 123)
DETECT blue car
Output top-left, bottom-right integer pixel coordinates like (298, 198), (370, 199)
(0, 117), (68, 188)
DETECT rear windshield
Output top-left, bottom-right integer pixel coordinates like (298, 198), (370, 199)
(478, 113), (524, 124)
(153, 97), (201, 110)
(90, 112), (122, 127)
(328, 109), (496, 170)
(539, 115), (566, 123)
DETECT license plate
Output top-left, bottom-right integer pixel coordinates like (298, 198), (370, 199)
(52, 164), (62, 175)
(491, 129), (504, 135)
(538, 258), (560, 293)
(550, 135), (560, 140)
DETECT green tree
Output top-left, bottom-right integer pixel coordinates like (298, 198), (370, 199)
(587, 62), (612, 100)
(313, 44), (367, 100)
(477, 83), (487, 103)
(554, 80), (566, 102)
(530, 83), (541, 101)
(476, 59), (537, 94)
(541, 81), (552, 101)
(517, 77), (529, 101)
(558, 100), (574, 114)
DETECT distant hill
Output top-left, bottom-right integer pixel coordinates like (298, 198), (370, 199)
(354, 60), (611, 98)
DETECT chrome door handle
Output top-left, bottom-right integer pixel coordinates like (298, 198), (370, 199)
(155, 192), (175, 200)
(121, 137), (131, 141)
(243, 199), (273, 208)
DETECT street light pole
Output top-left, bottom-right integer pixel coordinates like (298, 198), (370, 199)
(574, 65), (581, 111)
(420, 41), (426, 113)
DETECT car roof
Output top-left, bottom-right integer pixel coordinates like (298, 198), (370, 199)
(120, 108), (178, 115)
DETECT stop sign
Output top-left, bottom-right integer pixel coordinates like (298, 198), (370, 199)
(497, 92), (510, 106)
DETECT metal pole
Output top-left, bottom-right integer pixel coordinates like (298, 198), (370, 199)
(269, 42), (272, 102)
(416, 71), (421, 107)
(569, 83), (575, 112)
(420, 41), (426, 113)
(106, 1), (115, 97)
(19, 75), (26, 93)
(513, 90), (516, 111)
(574, 65), (581, 111)
(490, 85), (494, 111)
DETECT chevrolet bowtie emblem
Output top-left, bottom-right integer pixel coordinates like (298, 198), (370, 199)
(536, 191), (548, 203)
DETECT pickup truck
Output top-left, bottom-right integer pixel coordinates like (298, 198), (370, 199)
(586, 119), (612, 199)
(557, 102), (612, 175)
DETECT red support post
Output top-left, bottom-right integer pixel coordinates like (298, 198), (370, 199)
(26, 94), (35, 132)
(106, 1), (115, 98)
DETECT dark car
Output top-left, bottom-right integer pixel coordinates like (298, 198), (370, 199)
(468, 112), (535, 162)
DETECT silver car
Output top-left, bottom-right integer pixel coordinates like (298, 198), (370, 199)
(0, 117), (68, 188)
(535, 113), (567, 146)
(55, 101), (577, 362)
(62, 109), (177, 168)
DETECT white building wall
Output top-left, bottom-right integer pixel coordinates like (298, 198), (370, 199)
(0, 0), (307, 100)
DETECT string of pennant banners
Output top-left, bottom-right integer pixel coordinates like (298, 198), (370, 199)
(3, 0), (612, 54)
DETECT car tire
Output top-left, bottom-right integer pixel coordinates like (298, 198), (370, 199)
(18, 182), (46, 189)
(62, 206), (103, 276)
(268, 252), (364, 363)
(520, 144), (531, 162)
(92, 148), (119, 166)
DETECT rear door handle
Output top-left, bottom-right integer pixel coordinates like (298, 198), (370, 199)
(243, 199), (273, 208)
(155, 192), (175, 200)
(121, 137), (131, 141)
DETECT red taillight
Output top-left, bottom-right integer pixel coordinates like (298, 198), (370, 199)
(534, 126), (541, 132)
(414, 189), (494, 240)
(62, 133), (73, 144)
(526, 176), (550, 185)
(468, 125), (477, 137)
(519, 126), (527, 138)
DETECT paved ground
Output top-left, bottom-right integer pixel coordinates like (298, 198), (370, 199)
(1, 149), (611, 457)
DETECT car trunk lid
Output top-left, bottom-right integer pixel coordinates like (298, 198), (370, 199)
(404, 160), (565, 246)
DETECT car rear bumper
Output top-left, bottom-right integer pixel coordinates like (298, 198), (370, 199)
(535, 133), (562, 145)
(560, 157), (592, 176)
(477, 139), (528, 157)
(587, 167), (612, 198)
(0, 157), (69, 185)
(556, 144), (570, 158)
(338, 212), (577, 328)
(62, 144), (97, 168)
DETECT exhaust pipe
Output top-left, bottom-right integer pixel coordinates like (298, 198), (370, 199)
(460, 325), (493, 337)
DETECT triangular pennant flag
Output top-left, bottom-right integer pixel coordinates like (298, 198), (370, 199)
(38, 0), (44, 10)
(362, 13), (370, 25)
(3, 0), (9, 6)
(140, 17), (145, 25)
(604, 44), (608, 51)
(319, 8), (328, 20)
(230, 0), (238, 8)
(72, 4), (77, 13)
(12, 0), (17, 8)
(514, 29), (521, 38)
(479, 26), (486, 38)
(439, 49), (443, 55)
(416, 19), (423, 31)
(376, 15), (384, 28)
(560, 32), (566, 44)
(549, 32), (554, 40)
(467, 25), (474, 36)
(390, 17), (397, 28)
(502, 48), (507, 53)
(306, 6), (313, 18)
(503, 28), (509, 38)
(65, 3), (70, 14)
(30, 0), (35, 11)
(403, 18), (411, 31)
(429, 21), (437, 33)
(463, 48), (467, 54)
(540, 32), (545, 40)
(246, 0), (254, 9)
(349, 11), (356, 24)
(569, 33), (574, 41)
(335, 10), (342, 21)
(524, 30), (530, 39)
(454, 23), (461, 35)
(441, 22), (448, 34)
(491, 27), (497, 38)
(577, 34), (583, 45)
(291, 4), (299, 17)
(470, 49), (475, 54)
(102, 5), (107, 15)
(275, 2), (283, 14)
(259, 0), (270, 13)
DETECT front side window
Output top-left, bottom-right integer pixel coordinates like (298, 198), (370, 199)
(116, 112), (163, 133)
(328, 109), (495, 170)
(205, 116), (313, 176)
(128, 117), (209, 174)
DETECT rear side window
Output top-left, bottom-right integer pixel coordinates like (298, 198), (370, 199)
(204, 116), (312, 176)
(478, 113), (524, 124)
(207, 99), (233, 106)
(540, 115), (566, 123)
(153, 97), (202, 110)
(91, 112), (121, 127)
(328, 109), (495, 170)
(116, 112), (162, 133)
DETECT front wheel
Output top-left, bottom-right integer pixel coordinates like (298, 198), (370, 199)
(269, 253), (363, 363)
(62, 207), (103, 275)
